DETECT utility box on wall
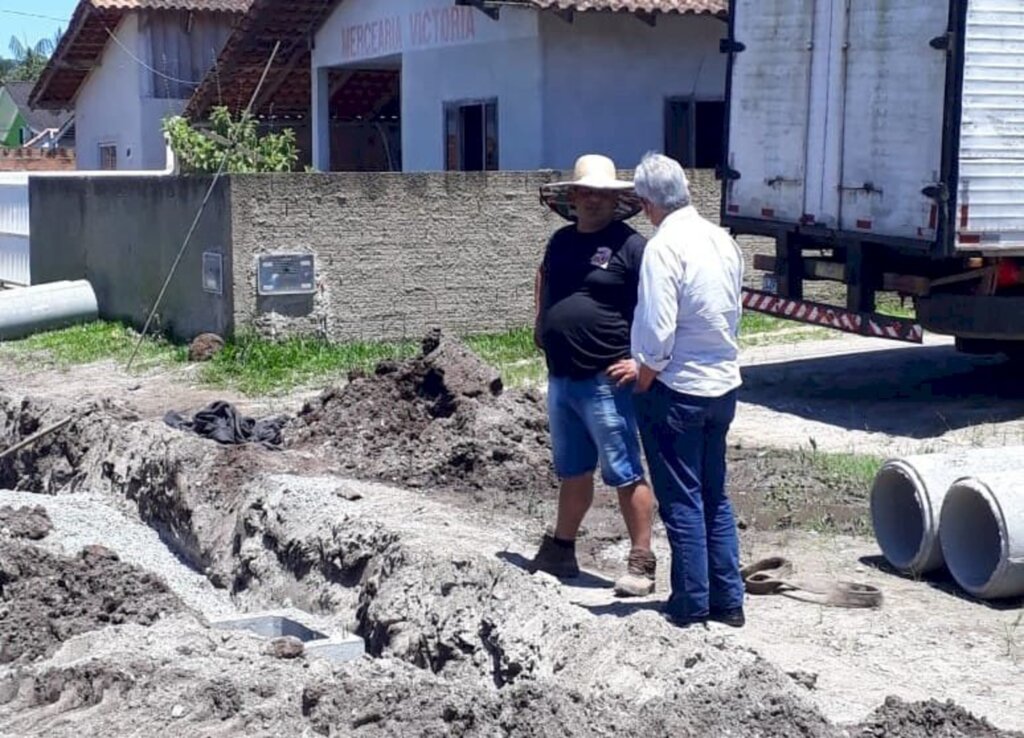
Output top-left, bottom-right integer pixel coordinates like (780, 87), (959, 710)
(257, 254), (316, 296)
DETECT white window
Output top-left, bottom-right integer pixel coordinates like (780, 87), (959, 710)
(444, 99), (498, 171)
(665, 98), (725, 169)
(99, 144), (118, 170)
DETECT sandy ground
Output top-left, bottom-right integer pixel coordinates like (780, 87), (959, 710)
(569, 531), (1024, 730)
(737, 333), (1024, 456)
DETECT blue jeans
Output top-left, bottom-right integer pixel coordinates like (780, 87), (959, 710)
(547, 373), (645, 489)
(635, 382), (743, 619)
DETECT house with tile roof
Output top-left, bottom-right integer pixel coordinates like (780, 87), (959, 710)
(30, 0), (250, 170)
(0, 82), (73, 149)
(186, 0), (728, 172)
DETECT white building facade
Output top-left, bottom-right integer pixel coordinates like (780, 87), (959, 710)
(311, 0), (728, 173)
(32, 1), (244, 172)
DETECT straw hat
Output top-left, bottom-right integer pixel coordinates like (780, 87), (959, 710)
(540, 154), (642, 222)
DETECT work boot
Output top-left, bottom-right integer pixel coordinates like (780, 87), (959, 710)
(613, 547), (657, 597)
(528, 534), (580, 579)
(709, 607), (746, 628)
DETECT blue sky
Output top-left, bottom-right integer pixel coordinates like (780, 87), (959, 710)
(0, 1), (78, 52)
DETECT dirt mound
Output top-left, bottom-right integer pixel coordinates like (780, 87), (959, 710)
(0, 538), (183, 664)
(0, 506), (52, 540)
(0, 616), (840, 738)
(0, 395), (137, 494)
(855, 697), (1024, 737)
(290, 331), (556, 509)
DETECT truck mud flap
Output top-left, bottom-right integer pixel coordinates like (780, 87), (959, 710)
(742, 288), (924, 344)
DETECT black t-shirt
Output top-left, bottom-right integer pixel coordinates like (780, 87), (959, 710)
(538, 221), (647, 379)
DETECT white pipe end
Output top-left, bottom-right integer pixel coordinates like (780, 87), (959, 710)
(870, 462), (942, 574)
(940, 478), (1024, 600)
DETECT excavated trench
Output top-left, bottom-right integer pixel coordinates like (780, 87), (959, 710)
(0, 335), (1021, 737)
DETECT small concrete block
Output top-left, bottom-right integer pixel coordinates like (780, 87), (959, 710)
(306, 633), (365, 663)
(211, 610), (365, 665)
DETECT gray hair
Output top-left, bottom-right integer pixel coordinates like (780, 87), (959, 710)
(633, 153), (691, 212)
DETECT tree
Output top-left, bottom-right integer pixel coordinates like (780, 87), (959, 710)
(0, 58), (16, 84)
(164, 107), (299, 174)
(5, 29), (62, 82)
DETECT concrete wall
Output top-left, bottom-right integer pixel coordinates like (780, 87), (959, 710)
(229, 171), (562, 341)
(540, 13), (728, 170)
(27, 168), (769, 343)
(230, 169), (769, 342)
(29, 176), (233, 339)
(74, 15), (146, 171)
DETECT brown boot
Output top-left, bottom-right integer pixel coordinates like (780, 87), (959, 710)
(613, 547), (656, 597)
(528, 534), (580, 579)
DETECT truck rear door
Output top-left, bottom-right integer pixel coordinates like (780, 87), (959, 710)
(837, 0), (951, 242)
(724, 0), (816, 225)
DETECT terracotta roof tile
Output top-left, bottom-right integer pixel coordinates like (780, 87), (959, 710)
(511, 0), (726, 15)
(90, 0), (251, 11)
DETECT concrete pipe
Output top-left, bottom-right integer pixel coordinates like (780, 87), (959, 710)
(0, 280), (98, 341)
(941, 473), (1024, 599)
(870, 448), (1024, 574)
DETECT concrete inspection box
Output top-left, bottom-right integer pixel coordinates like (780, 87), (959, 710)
(212, 611), (365, 664)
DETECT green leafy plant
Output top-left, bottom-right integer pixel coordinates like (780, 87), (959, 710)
(164, 106), (298, 174)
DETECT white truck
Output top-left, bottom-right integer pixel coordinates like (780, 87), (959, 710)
(722, 0), (1024, 354)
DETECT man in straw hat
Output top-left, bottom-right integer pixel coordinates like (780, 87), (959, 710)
(630, 152), (745, 628)
(529, 154), (657, 597)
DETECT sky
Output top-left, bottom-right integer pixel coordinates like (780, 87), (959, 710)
(0, 1), (78, 52)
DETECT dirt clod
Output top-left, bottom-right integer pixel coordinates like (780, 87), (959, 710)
(267, 636), (305, 659)
(0, 506), (52, 540)
(188, 333), (225, 363)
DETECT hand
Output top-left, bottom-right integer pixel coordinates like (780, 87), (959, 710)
(635, 363), (658, 393)
(607, 359), (638, 387)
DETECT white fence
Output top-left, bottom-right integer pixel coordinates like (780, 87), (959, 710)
(0, 144), (178, 288)
(0, 174), (30, 286)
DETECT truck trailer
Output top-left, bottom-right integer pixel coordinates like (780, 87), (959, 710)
(722, 0), (1024, 355)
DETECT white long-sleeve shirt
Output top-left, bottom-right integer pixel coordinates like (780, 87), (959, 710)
(631, 206), (743, 398)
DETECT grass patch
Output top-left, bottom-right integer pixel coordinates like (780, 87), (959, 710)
(465, 327), (546, 388)
(464, 327), (540, 365)
(3, 321), (185, 369)
(875, 295), (916, 319)
(740, 311), (796, 335)
(801, 448), (883, 491)
(739, 311), (835, 347)
(198, 333), (416, 396)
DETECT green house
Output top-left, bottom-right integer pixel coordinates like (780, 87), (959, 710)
(0, 81), (72, 148)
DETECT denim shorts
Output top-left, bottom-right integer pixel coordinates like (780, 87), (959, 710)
(547, 372), (645, 488)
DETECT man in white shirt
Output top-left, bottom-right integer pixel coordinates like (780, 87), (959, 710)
(630, 153), (746, 628)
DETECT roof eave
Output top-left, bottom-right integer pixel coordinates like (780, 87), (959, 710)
(29, 2), (99, 110)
